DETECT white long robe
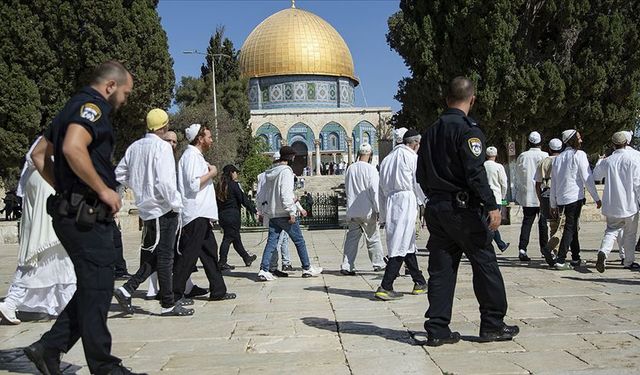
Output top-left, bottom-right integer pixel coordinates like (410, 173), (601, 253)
(379, 145), (425, 257)
(5, 137), (76, 315)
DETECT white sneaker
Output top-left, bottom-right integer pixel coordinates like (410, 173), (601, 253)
(302, 266), (323, 278)
(0, 302), (20, 325)
(257, 270), (276, 282)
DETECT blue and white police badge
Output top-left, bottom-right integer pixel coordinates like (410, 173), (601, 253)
(468, 137), (482, 157)
(80, 103), (102, 122)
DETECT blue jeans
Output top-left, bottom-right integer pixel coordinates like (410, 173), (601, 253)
(269, 231), (291, 271)
(261, 217), (310, 271)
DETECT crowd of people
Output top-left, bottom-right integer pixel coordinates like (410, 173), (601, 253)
(1, 60), (638, 373)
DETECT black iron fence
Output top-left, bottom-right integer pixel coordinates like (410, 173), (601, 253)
(241, 193), (339, 229)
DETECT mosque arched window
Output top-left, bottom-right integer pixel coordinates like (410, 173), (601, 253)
(273, 134), (282, 150)
(363, 131), (371, 145)
(329, 132), (339, 150)
(258, 134), (269, 148)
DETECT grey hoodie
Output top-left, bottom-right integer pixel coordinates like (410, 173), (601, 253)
(256, 164), (296, 219)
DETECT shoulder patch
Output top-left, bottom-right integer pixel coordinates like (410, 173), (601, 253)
(79, 103), (101, 122)
(468, 137), (482, 157)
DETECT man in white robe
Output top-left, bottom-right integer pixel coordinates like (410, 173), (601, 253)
(341, 143), (386, 275)
(594, 132), (640, 272)
(515, 131), (549, 261)
(375, 129), (427, 300)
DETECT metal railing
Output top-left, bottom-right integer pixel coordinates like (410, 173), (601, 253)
(240, 193), (340, 229)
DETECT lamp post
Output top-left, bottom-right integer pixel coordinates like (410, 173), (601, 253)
(183, 50), (230, 141)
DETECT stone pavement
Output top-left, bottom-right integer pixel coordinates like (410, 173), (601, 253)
(1, 221), (640, 374)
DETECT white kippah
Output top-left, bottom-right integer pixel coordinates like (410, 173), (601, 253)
(358, 143), (372, 154)
(549, 138), (562, 151)
(486, 146), (497, 157)
(185, 123), (202, 142)
(528, 131), (541, 144)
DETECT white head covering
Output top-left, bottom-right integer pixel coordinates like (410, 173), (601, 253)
(612, 131), (628, 146)
(625, 131), (633, 144)
(185, 123), (202, 142)
(528, 131), (541, 145)
(562, 129), (577, 144)
(549, 138), (562, 151)
(394, 127), (408, 144)
(272, 151), (281, 161)
(486, 146), (497, 157)
(358, 143), (372, 154)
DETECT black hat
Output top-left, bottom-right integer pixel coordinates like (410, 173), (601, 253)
(403, 129), (420, 140)
(279, 146), (297, 161)
(223, 164), (240, 175)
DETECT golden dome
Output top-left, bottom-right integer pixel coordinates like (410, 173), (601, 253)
(239, 7), (358, 83)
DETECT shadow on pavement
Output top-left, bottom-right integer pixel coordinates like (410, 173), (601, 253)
(304, 286), (377, 301)
(220, 270), (258, 281)
(0, 348), (81, 374)
(301, 317), (427, 345)
(562, 276), (640, 285)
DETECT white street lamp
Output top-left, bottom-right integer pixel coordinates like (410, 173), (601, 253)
(183, 49), (231, 141)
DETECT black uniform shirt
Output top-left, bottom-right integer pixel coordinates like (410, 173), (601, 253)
(417, 108), (497, 211)
(45, 86), (117, 194)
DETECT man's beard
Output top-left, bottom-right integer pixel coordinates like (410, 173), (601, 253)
(107, 95), (121, 111)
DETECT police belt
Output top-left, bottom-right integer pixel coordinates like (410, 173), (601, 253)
(428, 191), (479, 209)
(47, 188), (114, 225)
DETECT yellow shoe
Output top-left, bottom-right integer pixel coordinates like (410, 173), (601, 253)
(374, 287), (403, 301)
(412, 283), (427, 295)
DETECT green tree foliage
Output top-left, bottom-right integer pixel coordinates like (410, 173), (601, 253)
(239, 138), (273, 191)
(174, 26), (258, 183)
(387, 0), (640, 153)
(0, 0), (174, 187)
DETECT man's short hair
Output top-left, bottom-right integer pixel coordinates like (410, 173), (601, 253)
(447, 76), (475, 102)
(90, 60), (130, 85)
(403, 134), (421, 145)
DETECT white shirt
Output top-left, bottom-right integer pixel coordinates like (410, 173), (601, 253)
(378, 145), (426, 217)
(592, 148), (640, 218)
(484, 160), (507, 206)
(550, 147), (600, 208)
(177, 145), (218, 226)
(345, 160), (379, 219)
(515, 148), (548, 207)
(115, 133), (182, 221)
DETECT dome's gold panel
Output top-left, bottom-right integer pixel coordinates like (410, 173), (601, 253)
(239, 8), (358, 82)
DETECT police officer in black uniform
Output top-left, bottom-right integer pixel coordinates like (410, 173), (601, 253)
(417, 77), (519, 346)
(24, 61), (144, 375)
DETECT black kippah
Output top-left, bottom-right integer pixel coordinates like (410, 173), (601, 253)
(403, 129), (420, 139)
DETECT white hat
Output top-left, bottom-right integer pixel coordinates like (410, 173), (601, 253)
(272, 151), (280, 161)
(185, 123), (202, 142)
(625, 131), (633, 144)
(528, 131), (541, 144)
(612, 131), (628, 146)
(549, 138), (562, 151)
(358, 143), (372, 154)
(394, 127), (408, 144)
(561, 129), (577, 143)
(486, 146), (497, 157)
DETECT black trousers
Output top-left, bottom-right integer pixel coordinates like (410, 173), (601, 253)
(174, 217), (227, 299)
(381, 253), (426, 290)
(123, 211), (178, 308)
(518, 207), (548, 252)
(41, 215), (120, 375)
(112, 221), (128, 275)
(219, 210), (251, 265)
(556, 200), (583, 263)
(424, 200), (508, 339)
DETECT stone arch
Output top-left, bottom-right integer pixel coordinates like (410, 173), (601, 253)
(353, 120), (378, 155)
(256, 122), (283, 152)
(286, 122), (315, 151)
(319, 121), (347, 151)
